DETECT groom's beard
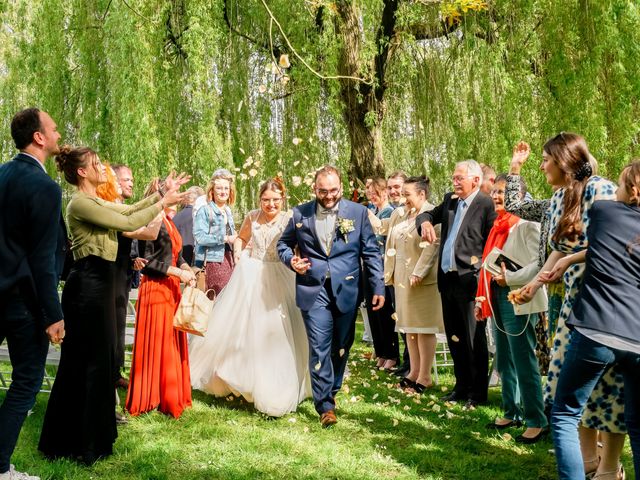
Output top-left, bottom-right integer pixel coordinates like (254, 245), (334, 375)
(316, 194), (342, 210)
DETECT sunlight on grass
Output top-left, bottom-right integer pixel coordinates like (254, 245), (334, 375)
(2, 320), (635, 479)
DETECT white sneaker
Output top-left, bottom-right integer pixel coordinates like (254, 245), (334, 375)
(0, 465), (40, 480)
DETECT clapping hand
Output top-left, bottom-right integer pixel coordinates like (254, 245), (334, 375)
(163, 171), (191, 192)
(510, 141), (531, 174)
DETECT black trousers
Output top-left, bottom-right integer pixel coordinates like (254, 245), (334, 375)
(440, 271), (488, 402)
(114, 257), (132, 378)
(0, 290), (49, 473)
(39, 256), (118, 463)
(363, 268), (399, 360)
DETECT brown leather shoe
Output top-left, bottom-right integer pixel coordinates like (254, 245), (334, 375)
(320, 410), (337, 428)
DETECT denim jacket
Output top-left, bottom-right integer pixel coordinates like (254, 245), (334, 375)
(193, 202), (236, 264)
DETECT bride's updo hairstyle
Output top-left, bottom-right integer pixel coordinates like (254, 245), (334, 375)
(55, 145), (98, 186)
(259, 177), (287, 208)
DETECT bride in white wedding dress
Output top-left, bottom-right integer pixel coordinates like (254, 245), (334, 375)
(189, 178), (311, 416)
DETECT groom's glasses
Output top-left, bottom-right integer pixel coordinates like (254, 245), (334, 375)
(316, 188), (341, 197)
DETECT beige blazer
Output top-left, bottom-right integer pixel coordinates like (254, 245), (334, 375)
(501, 218), (548, 315)
(381, 202), (441, 287)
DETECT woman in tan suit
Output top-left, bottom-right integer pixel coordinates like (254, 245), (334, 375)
(384, 176), (444, 393)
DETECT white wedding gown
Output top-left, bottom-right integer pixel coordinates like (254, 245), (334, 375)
(189, 210), (311, 417)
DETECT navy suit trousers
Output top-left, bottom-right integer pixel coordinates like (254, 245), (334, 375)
(302, 279), (358, 415)
(0, 292), (49, 473)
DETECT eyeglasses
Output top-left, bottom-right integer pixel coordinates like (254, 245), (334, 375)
(316, 188), (341, 197)
(260, 198), (282, 204)
(451, 175), (474, 183)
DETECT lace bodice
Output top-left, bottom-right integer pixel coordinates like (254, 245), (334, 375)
(248, 210), (291, 262)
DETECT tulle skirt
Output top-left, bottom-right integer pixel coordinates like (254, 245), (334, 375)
(189, 253), (311, 417)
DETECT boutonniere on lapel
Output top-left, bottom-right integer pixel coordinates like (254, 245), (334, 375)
(336, 217), (355, 243)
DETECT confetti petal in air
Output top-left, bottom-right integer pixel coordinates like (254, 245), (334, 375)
(292, 137), (302, 145)
(339, 348), (346, 357)
(451, 335), (460, 342)
(278, 54), (291, 68)
(386, 248), (397, 257)
(314, 361), (321, 371)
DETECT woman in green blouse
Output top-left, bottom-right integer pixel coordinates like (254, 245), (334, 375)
(39, 146), (187, 464)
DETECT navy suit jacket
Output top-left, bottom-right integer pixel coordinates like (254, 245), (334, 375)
(277, 199), (384, 312)
(416, 190), (496, 291)
(0, 153), (66, 326)
(568, 201), (640, 342)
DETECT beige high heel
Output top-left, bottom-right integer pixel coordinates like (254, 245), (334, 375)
(592, 464), (625, 480)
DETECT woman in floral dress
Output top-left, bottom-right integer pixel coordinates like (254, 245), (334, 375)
(514, 132), (624, 479)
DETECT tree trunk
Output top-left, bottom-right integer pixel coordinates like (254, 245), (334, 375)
(335, 1), (386, 183)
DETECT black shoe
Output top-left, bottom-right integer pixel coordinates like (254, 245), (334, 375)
(441, 391), (467, 402)
(485, 419), (523, 430)
(515, 427), (549, 444)
(399, 377), (417, 389)
(392, 366), (410, 377)
(463, 399), (479, 410)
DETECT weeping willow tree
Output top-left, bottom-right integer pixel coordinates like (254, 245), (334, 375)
(1, 0), (640, 212)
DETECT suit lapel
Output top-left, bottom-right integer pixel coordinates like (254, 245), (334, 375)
(445, 196), (458, 239)
(303, 200), (325, 255)
(457, 193), (482, 238)
(332, 200), (348, 246)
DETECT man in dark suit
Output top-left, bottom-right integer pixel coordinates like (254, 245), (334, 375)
(416, 160), (496, 408)
(172, 187), (202, 266)
(278, 166), (385, 427)
(0, 108), (66, 480)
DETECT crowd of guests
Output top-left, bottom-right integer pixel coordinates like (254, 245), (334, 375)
(1, 108), (639, 480)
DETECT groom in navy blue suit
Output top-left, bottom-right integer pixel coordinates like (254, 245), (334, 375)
(278, 166), (385, 427)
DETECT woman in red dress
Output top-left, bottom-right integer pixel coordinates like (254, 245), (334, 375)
(126, 182), (196, 418)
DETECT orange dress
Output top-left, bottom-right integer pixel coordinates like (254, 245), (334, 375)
(126, 218), (192, 418)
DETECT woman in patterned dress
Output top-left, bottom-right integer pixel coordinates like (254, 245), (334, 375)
(514, 133), (624, 479)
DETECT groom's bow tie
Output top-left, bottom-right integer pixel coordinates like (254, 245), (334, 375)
(318, 205), (339, 216)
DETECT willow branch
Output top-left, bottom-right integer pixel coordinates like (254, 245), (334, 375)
(259, 0), (372, 85)
(120, 0), (152, 24)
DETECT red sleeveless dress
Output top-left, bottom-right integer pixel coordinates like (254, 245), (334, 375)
(126, 218), (192, 418)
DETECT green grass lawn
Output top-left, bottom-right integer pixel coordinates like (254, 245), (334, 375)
(2, 323), (635, 480)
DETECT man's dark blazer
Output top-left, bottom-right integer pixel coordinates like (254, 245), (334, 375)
(416, 191), (497, 289)
(0, 153), (66, 327)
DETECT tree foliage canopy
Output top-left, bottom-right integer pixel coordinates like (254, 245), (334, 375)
(1, 0), (639, 211)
